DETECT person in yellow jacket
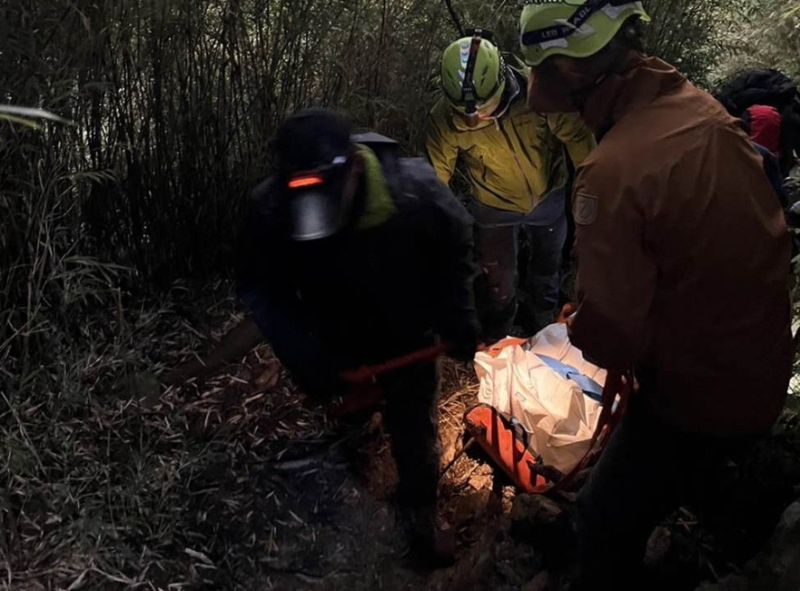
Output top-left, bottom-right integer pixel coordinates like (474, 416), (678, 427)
(426, 31), (595, 339)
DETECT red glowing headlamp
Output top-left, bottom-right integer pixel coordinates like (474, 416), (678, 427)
(287, 173), (325, 190)
(285, 154), (349, 191)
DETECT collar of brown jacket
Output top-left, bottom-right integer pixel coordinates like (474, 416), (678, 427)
(581, 53), (686, 138)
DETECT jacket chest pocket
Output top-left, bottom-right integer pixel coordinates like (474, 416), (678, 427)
(466, 145), (497, 181)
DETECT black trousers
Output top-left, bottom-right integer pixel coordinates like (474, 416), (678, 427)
(379, 361), (441, 509)
(573, 402), (758, 590)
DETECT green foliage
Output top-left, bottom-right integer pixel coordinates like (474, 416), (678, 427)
(712, 0), (800, 84)
(1, 0), (798, 393)
(641, 0), (729, 87)
(0, 105), (72, 129)
(2, 2), (800, 585)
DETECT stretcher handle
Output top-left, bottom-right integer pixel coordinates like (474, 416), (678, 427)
(340, 342), (450, 385)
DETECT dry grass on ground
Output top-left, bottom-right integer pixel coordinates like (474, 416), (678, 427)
(0, 283), (512, 590)
(4, 283), (800, 590)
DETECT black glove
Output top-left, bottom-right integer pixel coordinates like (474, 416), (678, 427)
(442, 318), (481, 363)
(292, 364), (346, 401)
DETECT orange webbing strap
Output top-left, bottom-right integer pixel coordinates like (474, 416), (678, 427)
(485, 337), (528, 358)
(330, 343), (450, 419)
(340, 343), (449, 385)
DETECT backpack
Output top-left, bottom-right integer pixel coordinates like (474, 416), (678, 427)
(716, 69), (800, 174)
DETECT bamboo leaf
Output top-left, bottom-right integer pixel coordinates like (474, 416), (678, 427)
(0, 113), (43, 129)
(0, 105), (74, 126)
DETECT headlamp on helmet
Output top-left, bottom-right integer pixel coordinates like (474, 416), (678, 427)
(441, 30), (510, 121)
(519, 0), (650, 67)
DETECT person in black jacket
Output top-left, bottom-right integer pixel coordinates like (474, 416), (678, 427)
(715, 68), (800, 177)
(236, 108), (480, 564)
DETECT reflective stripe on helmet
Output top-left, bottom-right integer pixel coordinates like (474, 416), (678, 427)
(521, 0), (609, 47)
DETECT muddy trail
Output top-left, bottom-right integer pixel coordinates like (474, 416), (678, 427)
(164, 315), (800, 591)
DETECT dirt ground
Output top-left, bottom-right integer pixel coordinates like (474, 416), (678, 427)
(7, 280), (800, 591)
(166, 330), (800, 591)
(170, 341), (532, 591)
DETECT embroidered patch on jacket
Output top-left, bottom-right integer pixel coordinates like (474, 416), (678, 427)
(573, 193), (598, 225)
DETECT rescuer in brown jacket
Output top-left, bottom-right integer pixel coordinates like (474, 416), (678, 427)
(520, 2), (792, 589)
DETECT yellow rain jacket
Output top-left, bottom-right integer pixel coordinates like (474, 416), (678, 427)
(426, 71), (595, 214)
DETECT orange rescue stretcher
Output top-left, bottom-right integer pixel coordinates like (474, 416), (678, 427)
(330, 338), (632, 495)
(464, 337), (633, 494)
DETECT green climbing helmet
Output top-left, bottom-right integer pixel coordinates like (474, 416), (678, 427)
(519, 0), (650, 67)
(441, 31), (507, 118)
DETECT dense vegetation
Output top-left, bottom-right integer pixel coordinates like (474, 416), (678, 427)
(1, 0), (800, 587)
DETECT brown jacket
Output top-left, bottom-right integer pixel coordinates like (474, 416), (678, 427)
(570, 55), (792, 436)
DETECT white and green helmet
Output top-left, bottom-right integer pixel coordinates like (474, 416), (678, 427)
(519, 0), (650, 67)
(441, 32), (507, 117)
